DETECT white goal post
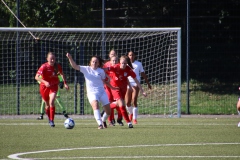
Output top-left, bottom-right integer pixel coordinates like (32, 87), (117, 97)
(0, 27), (181, 117)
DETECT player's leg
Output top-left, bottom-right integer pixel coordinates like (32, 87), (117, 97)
(37, 99), (45, 120)
(102, 104), (111, 128)
(48, 87), (58, 127)
(104, 85), (114, 123)
(237, 98), (240, 127)
(125, 86), (133, 121)
(108, 102), (117, 126)
(117, 98), (133, 128)
(100, 92), (111, 128)
(132, 86), (140, 124)
(237, 98), (240, 115)
(55, 91), (68, 118)
(112, 88), (131, 127)
(91, 100), (103, 129)
(88, 92), (105, 129)
(114, 103), (122, 125)
(40, 85), (50, 123)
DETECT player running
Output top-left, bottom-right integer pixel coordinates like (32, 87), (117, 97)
(35, 52), (69, 127)
(125, 51), (151, 124)
(37, 75), (69, 120)
(102, 50), (123, 126)
(103, 55), (125, 126)
(66, 53), (116, 129)
(105, 55), (147, 128)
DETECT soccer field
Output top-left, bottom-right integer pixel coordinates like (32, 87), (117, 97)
(0, 115), (240, 160)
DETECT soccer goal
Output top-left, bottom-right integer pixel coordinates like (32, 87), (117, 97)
(0, 28), (181, 117)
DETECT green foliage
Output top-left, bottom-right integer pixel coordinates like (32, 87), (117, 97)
(0, 0), (94, 27)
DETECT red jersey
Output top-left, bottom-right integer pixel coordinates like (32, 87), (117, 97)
(108, 64), (136, 87)
(103, 61), (115, 83)
(103, 61), (111, 68)
(37, 62), (63, 86)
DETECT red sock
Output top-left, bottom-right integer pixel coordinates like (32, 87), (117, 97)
(108, 108), (115, 122)
(110, 102), (117, 109)
(49, 107), (55, 121)
(119, 106), (130, 123)
(45, 107), (50, 119)
(116, 107), (122, 119)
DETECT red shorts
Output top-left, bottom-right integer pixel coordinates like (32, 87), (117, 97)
(111, 86), (127, 101)
(104, 85), (114, 102)
(40, 84), (58, 102)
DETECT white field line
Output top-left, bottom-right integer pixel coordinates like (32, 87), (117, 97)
(8, 143), (240, 160)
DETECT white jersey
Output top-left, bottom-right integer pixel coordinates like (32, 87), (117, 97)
(128, 60), (144, 83)
(79, 66), (106, 93)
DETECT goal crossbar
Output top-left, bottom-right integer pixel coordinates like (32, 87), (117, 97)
(0, 27), (181, 32)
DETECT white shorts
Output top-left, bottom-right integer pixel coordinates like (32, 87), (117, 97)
(127, 82), (137, 89)
(87, 91), (110, 106)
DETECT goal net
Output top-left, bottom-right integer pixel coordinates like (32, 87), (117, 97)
(0, 28), (181, 117)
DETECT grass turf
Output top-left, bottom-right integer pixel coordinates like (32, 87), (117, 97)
(0, 116), (240, 160)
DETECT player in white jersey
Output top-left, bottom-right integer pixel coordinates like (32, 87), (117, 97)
(125, 51), (152, 124)
(66, 53), (116, 129)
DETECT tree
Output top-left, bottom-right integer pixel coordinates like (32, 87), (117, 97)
(0, 0), (94, 27)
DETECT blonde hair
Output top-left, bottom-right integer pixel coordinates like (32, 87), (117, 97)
(120, 55), (133, 69)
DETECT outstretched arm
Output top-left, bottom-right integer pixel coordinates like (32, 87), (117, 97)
(141, 72), (151, 89)
(66, 53), (80, 71)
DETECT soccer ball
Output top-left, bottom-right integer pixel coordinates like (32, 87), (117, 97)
(64, 118), (75, 129)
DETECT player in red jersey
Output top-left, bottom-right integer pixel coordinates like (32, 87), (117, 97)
(103, 55), (123, 126)
(103, 50), (117, 106)
(35, 52), (69, 127)
(106, 55), (147, 128)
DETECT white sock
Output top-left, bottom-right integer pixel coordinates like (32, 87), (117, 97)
(133, 107), (138, 120)
(94, 109), (102, 125)
(127, 122), (132, 126)
(127, 106), (133, 114)
(238, 110), (240, 115)
(102, 112), (109, 122)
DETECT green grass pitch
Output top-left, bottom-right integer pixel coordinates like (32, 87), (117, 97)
(0, 115), (240, 160)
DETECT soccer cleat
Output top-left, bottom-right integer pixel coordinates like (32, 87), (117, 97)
(103, 122), (107, 128)
(238, 110), (240, 115)
(63, 111), (69, 118)
(98, 125), (103, 129)
(37, 115), (43, 120)
(129, 114), (133, 121)
(112, 119), (116, 124)
(117, 119), (124, 126)
(64, 113), (69, 118)
(133, 119), (137, 124)
(109, 120), (115, 126)
(128, 123), (133, 128)
(49, 120), (55, 127)
(238, 122), (240, 128)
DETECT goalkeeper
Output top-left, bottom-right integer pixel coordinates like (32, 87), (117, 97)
(37, 75), (69, 120)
